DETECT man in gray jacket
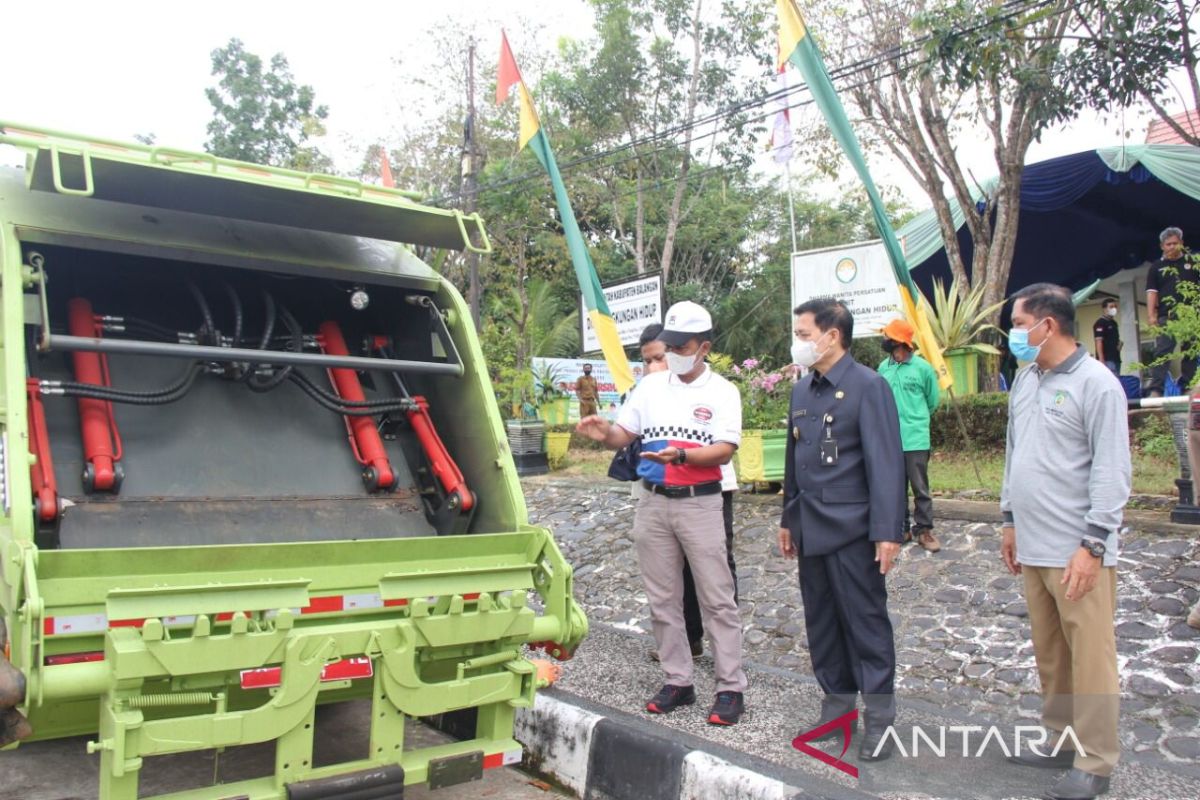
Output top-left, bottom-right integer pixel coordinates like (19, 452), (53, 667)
(1000, 283), (1131, 800)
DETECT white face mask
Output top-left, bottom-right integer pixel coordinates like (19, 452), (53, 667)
(666, 350), (698, 376)
(791, 331), (829, 368)
(1105, 307), (1117, 318)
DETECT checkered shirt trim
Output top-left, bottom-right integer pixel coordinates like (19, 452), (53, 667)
(641, 426), (715, 445)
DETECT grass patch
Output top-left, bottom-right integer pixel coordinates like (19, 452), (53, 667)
(928, 449), (1178, 499)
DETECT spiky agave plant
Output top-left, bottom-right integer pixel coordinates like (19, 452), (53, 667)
(918, 277), (1005, 356)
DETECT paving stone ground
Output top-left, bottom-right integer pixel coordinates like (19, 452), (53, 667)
(522, 477), (1200, 771)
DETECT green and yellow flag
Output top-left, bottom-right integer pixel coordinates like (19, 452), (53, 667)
(496, 31), (636, 395)
(777, 0), (953, 390)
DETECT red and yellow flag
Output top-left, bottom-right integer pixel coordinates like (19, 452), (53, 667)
(496, 31), (635, 395)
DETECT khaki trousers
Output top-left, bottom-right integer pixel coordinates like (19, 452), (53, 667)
(634, 491), (746, 692)
(1023, 565), (1120, 777)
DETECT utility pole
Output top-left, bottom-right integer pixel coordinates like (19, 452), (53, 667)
(463, 39), (482, 330)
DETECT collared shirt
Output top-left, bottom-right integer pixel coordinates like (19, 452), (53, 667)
(616, 365), (741, 487)
(576, 374), (599, 402)
(876, 353), (940, 451)
(1146, 257), (1198, 321)
(1000, 345), (1131, 568)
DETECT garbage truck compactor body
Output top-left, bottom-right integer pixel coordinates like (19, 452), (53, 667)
(0, 123), (587, 799)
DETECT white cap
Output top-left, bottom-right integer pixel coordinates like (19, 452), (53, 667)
(658, 301), (713, 346)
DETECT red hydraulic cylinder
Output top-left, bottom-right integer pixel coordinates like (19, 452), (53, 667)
(25, 379), (59, 523)
(318, 321), (396, 491)
(407, 396), (475, 513)
(67, 298), (120, 493)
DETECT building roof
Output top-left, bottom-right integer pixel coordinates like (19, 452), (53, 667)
(1146, 108), (1200, 145)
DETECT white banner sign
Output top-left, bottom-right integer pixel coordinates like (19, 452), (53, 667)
(581, 273), (664, 353)
(532, 357), (642, 422)
(790, 240), (904, 337)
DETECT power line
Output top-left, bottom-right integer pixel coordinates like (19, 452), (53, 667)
(428, 0), (1059, 207)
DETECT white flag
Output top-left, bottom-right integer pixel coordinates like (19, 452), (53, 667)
(770, 66), (794, 164)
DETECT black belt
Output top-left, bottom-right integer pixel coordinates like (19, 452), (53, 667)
(642, 480), (722, 499)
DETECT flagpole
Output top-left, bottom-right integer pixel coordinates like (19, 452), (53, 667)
(784, 159), (798, 254)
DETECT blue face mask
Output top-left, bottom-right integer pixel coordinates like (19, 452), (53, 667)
(1008, 318), (1047, 361)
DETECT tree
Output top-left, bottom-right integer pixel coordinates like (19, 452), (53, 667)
(802, 0), (1072, 327)
(204, 38), (331, 169)
(555, 0), (773, 282)
(1045, 1), (1199, 145)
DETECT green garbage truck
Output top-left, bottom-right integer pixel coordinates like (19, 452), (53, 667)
(0, 123), (586, 799)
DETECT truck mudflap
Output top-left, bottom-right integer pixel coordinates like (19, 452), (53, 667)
(23, 529), (585, 800)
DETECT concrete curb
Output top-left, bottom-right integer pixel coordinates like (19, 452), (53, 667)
(513, 691), (816, 800)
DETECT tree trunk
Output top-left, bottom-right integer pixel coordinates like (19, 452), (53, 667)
(658, 0), (703, 284)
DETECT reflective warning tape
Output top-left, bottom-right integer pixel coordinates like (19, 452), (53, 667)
(43, 593), (412, 636)
(482, 749), (524, 769)
(240, 656), (374, 690)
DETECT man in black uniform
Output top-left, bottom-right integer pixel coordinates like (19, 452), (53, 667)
(1146, 226), (1198, 396)
(1092, 298), (1121, 376)
(777, 298), (906, 761)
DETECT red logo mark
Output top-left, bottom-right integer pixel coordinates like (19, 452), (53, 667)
(791, 709), (859, 778)
(693, 406), (713, 422)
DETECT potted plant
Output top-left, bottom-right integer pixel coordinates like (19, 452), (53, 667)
(531, 360), (571, 425)
(544, 423), (574, 469)
(725, 357), (793, 483)
(920, 278), (1004, 395)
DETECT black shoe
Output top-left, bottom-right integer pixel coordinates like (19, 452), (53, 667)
(1008, 749), (1077, 769)
(646, 684), (696, 714)
(707, 691), (744, 725)
(858, 729), (893, 761)
(1045, 768), (1110, 800)
(807, 699), (858, 743)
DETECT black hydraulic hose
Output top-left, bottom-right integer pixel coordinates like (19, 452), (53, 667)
(53, 361), (203, 399)
(285, 370), (415, 417)
(222, 281), (243, 349)
(239, 290), (278, 384)
(52, 363), (204, 406)
(122, 318), (180, 340)
(286, 368), (415, 409)
(246, 299), (301, 392)
(186, 281), (216, 345)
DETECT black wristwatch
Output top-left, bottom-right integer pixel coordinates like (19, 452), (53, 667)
(674, 449), (687, 465)
(1080, 539), (1106, 558)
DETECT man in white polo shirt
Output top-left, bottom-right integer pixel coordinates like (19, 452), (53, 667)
(577, 301), (747, 725)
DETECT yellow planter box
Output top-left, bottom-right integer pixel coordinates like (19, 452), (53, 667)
(736, 429), (788, 482)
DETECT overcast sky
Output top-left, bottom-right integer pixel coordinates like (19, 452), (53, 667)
(0, 0), (1177, 210)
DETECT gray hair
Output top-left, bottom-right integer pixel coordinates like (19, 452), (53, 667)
(1160, 226), (1183, 243)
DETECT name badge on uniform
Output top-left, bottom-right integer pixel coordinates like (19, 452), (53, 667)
(820, 415), (838, 465)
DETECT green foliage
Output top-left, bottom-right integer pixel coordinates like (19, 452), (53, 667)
(1130, 413), (1177, 460)
(718, 356), (793, 430)
(930, 392), (1009, 451)
(920, 278), (1004, 356)
(916, 1), (1199, 145)
(204, 38), (331, 169)
(531, 360), (570, 403)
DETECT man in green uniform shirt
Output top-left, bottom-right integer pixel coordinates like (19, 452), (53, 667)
(877, 318), (941, 552)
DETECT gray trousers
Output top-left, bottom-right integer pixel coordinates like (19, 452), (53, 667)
(904, 450), (933, 533)
(634, 492), (746, 692)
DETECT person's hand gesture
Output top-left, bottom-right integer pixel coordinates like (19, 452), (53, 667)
(576, 415), (610, 442)
(640, 446), (680, 465)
